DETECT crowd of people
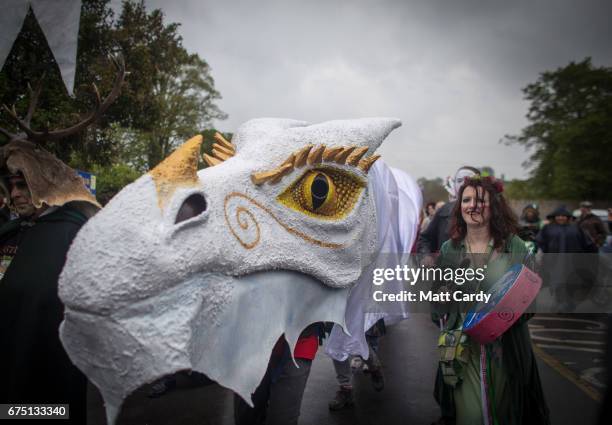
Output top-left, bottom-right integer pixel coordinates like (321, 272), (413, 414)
(423, 187), (611, 311)
(0, 138), (610, 425)
(422, 186), (610, 260)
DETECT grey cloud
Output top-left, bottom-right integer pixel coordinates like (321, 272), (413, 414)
(131, 0), (611, 179)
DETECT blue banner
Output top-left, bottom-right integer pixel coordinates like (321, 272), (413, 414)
(76, 170), (97, 195)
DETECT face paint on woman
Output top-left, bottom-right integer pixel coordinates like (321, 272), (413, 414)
(461, 186), (490, 226)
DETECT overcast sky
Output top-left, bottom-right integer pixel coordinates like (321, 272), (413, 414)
(114, 0), (612, 180)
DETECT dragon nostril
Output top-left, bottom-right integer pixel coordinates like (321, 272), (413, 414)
(175, 193), (207, 224)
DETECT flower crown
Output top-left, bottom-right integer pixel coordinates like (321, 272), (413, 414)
(464, 175), (504, 194)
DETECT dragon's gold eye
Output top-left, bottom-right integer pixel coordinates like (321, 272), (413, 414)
(278, 167), (366, 219)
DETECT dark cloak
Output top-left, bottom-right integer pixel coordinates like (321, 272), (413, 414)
(0, 205), (88, 423)
(417, 201), (456, 254)
(536, 222), (597, 254)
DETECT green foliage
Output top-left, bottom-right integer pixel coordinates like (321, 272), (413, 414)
(199, 129), (233, 168)
(0, 0), (226, 181)
(109, 1), (227, 168)
(505, 58), (612, 200)
(91, 162), (141, 205)
(417, 177), (448, 204)
(0, 0), (118, 166)
(504, 179), (540, 200)
(82, 126), (233, 204)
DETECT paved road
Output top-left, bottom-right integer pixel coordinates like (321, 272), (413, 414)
(528, 314), (607, 408)
(87, 314), (605, 424)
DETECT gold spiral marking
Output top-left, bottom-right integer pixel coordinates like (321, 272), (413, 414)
(224, 192), (344, 250)
(234, 206), (260, 249)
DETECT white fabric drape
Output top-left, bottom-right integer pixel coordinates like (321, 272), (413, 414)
(325, 160), (422, 360)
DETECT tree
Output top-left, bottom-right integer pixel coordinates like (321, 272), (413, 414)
(92, 162), (141, 205)
(505, 58), (612, 200)
(110, 1), (227, 169)
(0, 0), (118, 166)
(504, 179), (538, 200)
(417, 177), (448, 204)
(1, 0), (226, 174)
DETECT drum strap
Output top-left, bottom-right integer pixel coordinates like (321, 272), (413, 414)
(480, 344), (491, 425)
(480, 344), (500, 425)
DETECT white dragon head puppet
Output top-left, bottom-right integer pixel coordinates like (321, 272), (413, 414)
(58, 117), (401, 424)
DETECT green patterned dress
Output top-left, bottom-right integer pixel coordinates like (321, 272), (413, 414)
(433, 235), (550, 425)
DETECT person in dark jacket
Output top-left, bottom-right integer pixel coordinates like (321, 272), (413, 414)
(536, 205), (598, 311)
(0, 145), (100, 424)
(518, 203), (543, 254)
(0, 191), (89, 423)
(578, 201), (607, 248)
(537, 206), (597, 254)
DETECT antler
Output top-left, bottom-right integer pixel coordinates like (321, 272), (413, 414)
(1, 54), (126, 144)
(0, 126), (17, 141)
(24, 74), (45, 126)
(0, 75), (45, 141)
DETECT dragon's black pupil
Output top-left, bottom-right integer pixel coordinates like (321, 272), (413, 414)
(311, 174), (329, 210)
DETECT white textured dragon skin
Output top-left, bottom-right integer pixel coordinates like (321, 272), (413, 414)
(58, 117), (400, 424)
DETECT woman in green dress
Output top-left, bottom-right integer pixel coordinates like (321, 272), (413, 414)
(433, 176), (550, 425)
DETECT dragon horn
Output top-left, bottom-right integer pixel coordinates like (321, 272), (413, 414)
(150, 135), (203, 208)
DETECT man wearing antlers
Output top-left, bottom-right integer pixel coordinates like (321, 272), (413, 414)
(0, 169), (94, 423)
(0, 57), (124, 423)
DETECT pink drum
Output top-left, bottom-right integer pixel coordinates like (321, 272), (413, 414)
(463, 264), (542, 344)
